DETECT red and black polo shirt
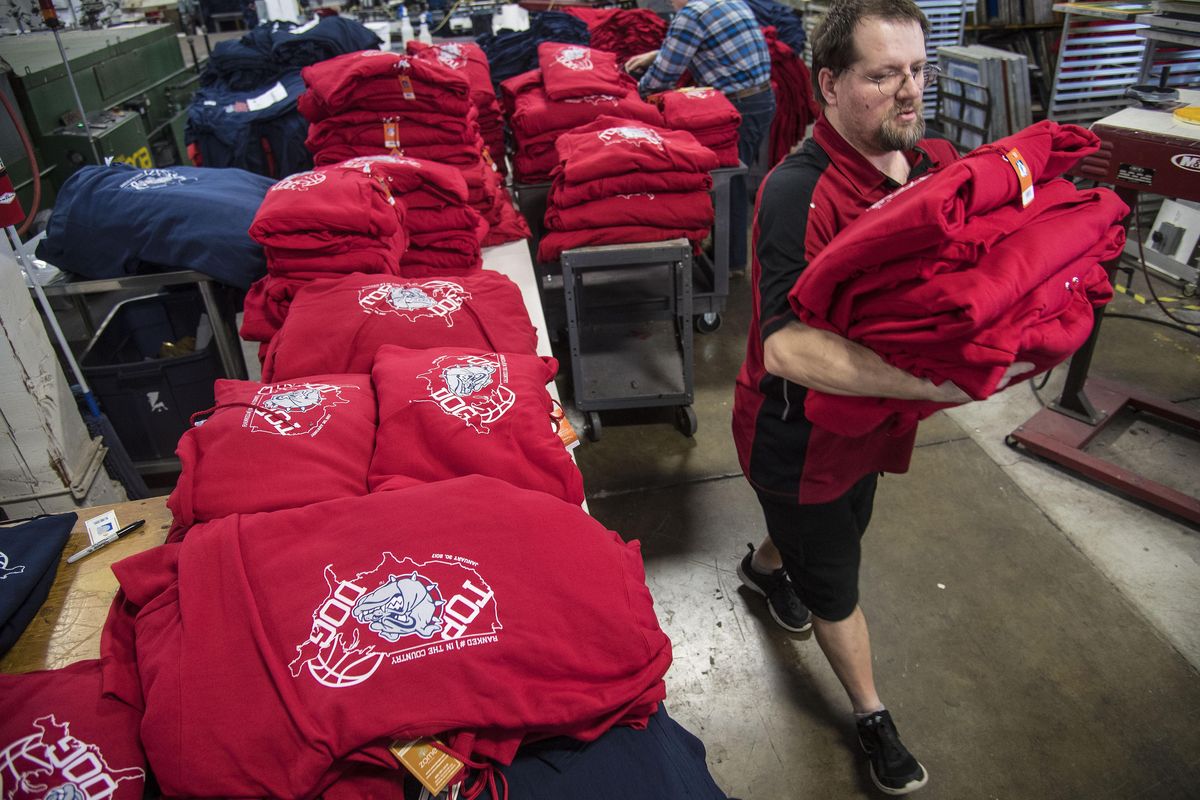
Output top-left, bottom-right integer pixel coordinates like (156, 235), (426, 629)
(732, 114), (960, 505)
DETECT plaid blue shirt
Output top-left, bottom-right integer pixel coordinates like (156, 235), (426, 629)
(638, 0), (771, 96)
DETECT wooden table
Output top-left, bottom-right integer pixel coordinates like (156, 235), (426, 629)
(0, 496), (172, 674)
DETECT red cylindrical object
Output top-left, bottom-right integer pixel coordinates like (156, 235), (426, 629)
(0, 157), (26, 227)
(37, 0), (60, 27)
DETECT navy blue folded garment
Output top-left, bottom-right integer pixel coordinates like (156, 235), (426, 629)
(0, 513), (75, 657)
(187, 69), (308, 178)
(202, 38), (283, 91)
(478, 11), (590, 85)
(271, 15), (382, 67)
(745, 0), (805, 54)
(36, 164), (274, 289)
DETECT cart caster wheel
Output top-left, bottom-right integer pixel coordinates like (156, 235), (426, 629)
(676, 405), (698, 437)
(694, 312), (722, 334)
(585, 411), (602, 442)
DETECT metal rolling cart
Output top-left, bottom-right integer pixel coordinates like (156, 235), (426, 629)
(513, 162), (746, 339)
(561, 239), (696, 441)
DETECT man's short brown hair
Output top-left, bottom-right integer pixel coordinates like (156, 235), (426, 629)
(811, 0), (930, 105)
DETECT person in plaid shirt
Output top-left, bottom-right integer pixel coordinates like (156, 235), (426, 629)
(625, 0), (773, 273)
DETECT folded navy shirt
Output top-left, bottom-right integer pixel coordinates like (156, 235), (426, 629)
(37, 163), (274, 289)
(0, 513), (75, 656)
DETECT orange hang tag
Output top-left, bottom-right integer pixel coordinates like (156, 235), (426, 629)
(550, 401), (580, 451)
(390, 738), (464, 796)
(481, 146), (496, 170)
(383, 121), (400, 149)
(398, 74), (416, 100)
(1004, 147), (1034, 208)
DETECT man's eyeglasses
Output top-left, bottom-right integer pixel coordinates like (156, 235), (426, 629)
(844, 64), (941, 97)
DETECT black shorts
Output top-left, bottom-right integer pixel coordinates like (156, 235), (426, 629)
(754, 472), (878, 622)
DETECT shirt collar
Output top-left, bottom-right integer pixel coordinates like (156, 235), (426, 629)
(813, 113), (934, 195)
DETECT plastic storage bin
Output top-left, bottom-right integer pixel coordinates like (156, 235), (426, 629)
(81, 291), (222, 465)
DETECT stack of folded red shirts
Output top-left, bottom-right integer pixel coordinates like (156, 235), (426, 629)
(249, 160), (408, 280)
(241, 154), (487, 362)
(652, 86), (742, 167)
(588, 9), (669, 63)
(503, 66), (662, 184)
(300, 50), (529, 249)
(763, 26), (821, 166)
(407, 40), (508, 177)
(538, 116), (719, 262)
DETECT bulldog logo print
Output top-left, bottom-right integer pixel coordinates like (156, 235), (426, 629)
(118, 169), (195, 192)
(289, 552), (501, 689)
(597, 126), (664, 150)
(0, 715), (144, 800)
(357, 280), (470, 324)
(338, 154), (422, 173)
(435, 43), (467, 70)
(242, 383), (355, 437)
(556, 46), (594, 71)
(271, 171), (327, 192)
(416, 353), (515, 434)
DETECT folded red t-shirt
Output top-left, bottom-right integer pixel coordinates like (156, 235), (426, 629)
(168, 375), (375, 529)
(262, 272), (536, 381)
(545, 191), (714, 232)
(369, 345), (584, 504)
(538, 42), (624, 100)
(554, 116), (720, 183)
(654, 86), (742, 131)
(300, 50), (473, 121)
(550, 169), (713, 208)
(306, 109), (479, 152)
(251, 165), (407, 242)
(510, 83), (662, 139)
(0, 660), (147, 800)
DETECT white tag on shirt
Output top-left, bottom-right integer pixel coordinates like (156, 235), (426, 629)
(246, 82), (288, 112)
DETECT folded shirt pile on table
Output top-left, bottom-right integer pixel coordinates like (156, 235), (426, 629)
(502, 44), (664, 183)
(300, 50), (529, 247)
(187, 17), (381, 177)
(538, 116), (718, 262)
(578, 7), (669, 63)
(651, 86), (742, 167)
(476, 9), (590, 87)
(789, 121), (1128, 437)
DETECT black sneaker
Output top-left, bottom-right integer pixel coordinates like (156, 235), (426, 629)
(736, 543), (812, 633)
(857, 709), (929, 795)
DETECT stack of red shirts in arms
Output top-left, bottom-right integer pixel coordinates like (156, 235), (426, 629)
(260, 271), (538, 381)
(300, 50), (528, 248)
(241, 154), (489, 360)
(588, 9), (669, 63)
(538, 115), (719, 262)
(762, 26), (821, 166)
(101, 479), (671, 799)
(652, 86), (742, 167)
(407, 40), (508, 177)
(789, 121), (1128, 437)
(502, 45), (663, 183)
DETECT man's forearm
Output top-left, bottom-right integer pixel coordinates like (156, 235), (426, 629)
(763, 321), (968, 402)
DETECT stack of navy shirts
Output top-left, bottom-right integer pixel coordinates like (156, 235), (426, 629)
(744, 0), (806, 53)
(187, 69), (312, 178)
(271, 14), (383, 67)
(538, 116), (718, 262)
(502, 45), (663, 183)
(200, 20), (295, 91)
(476, 10), (590, 87)
(789, 121), (1128, 438)
(652, 86), (742, 167)
(301, 50), (528, 248)
(36, 164), (272, 288)
(0, 513), (74, 656)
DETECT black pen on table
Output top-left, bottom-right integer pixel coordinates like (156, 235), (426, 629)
(67, 518), (146, 564)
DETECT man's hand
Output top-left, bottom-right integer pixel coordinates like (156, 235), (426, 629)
(624, 50), (659, 75)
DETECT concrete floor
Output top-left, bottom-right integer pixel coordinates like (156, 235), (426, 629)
(561, 264), (1200, 799)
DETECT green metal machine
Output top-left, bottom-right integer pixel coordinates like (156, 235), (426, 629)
(0, 24), (202, 219)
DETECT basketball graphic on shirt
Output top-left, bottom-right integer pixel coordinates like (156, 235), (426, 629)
(0, 715), (145, 800)
(357, 280), (470, 324)
(416, 353), (516, 434)
(272, 171), (327, 192)
(289, 553), (501, 689)
(119, 169), (196, 192)
(243, 383), (355, 437)
(434, 43), (468, 70)
(556, 46), (594, 72)
(598, 126), (664, 150)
